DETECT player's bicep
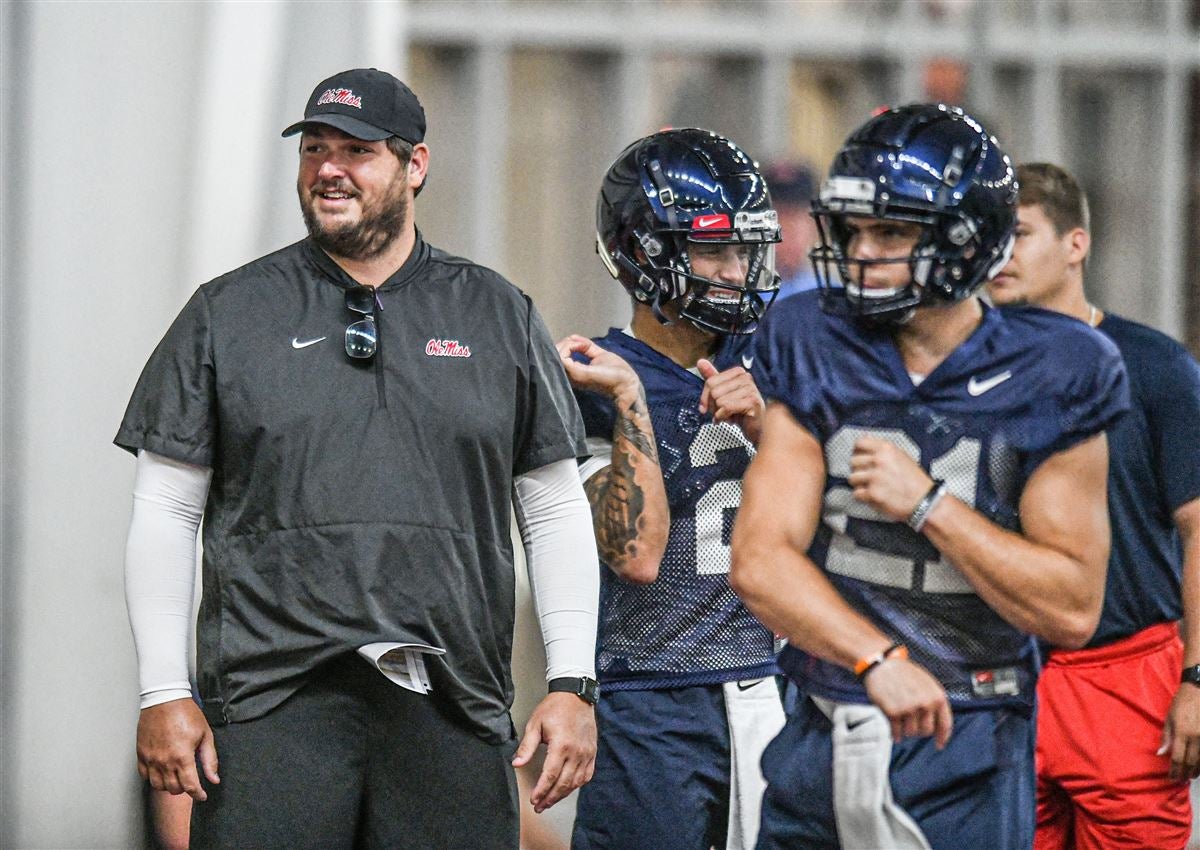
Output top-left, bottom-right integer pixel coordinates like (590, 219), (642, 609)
(736, 402), (826, 555)
(1018, 431), (1110, 573)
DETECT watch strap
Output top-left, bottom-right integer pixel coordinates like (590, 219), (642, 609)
(548, 676), (599, 705)
(1181, 664), (1200, 686)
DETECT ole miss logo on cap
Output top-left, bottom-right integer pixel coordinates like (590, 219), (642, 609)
(316, 88), (363, 109)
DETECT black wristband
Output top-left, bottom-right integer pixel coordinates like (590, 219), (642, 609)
(548, 676), (600, 705)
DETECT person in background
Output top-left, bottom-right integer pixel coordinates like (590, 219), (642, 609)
(762, 160), (820, 298)
(148, 788), (190, 850)
(989, 161), (1200, 850)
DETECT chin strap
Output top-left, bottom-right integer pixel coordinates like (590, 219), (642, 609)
(651, 297), (675, 326)
(647, 157), (679, 230)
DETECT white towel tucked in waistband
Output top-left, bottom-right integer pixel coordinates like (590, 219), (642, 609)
(723, 677), (786, 850)
(810, 695), (932, 850)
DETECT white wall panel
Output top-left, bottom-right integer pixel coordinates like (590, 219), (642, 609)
(0, 2), (408, 846)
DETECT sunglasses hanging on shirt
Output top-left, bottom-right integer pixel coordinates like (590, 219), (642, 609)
(345, 285), (378, 360)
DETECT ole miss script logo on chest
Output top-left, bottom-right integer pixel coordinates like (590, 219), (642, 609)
(426, 339), (472, 357)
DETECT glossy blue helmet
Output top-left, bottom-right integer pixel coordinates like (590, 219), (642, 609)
(810, 103), (1018, 323)
(596, 128), (781, 335)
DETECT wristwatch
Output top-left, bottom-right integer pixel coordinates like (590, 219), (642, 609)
(1181, 665), (1200, 686)
(548, 676), (600, 705)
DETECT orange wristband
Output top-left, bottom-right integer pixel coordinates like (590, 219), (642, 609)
(853, 642), (908, 682)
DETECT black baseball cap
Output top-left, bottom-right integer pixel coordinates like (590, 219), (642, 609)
(281, 68), (426, 144)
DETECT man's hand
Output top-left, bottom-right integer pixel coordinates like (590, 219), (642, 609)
(1160, 683), (1200, 781)
(137, 698), (219, 802)
(512, 692), (597, 813)
(697, 358), (765, 444)
(557, 335), (641, 404)
(863, 657), (954, 749)
(848, 437), (934, 521)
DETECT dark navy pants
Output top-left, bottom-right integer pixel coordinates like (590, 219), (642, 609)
(572, 685), (731, 849)
(757, 695), (1035, 850)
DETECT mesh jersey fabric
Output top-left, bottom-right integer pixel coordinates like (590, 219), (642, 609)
(574, 329), (777, 689)
(752, 292), (1129, 709)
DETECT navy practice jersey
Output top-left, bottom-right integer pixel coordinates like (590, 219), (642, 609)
(1087, 313), (1200, 646)
(575, 329), (778, 690)
(754, 292), (1129, 709)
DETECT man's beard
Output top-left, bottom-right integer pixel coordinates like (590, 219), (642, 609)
(299, 176), (408, 261)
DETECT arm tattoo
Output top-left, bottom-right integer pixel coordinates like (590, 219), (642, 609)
(587, 385), (661, 568)
(616, 393), (659, 461)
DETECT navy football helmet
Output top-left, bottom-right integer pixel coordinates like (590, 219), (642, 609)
(596, 128), (781, 335)
(810, 103), (1017, 323)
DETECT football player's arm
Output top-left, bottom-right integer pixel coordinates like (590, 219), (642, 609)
(731, 404), (953, 747)
(851, 432), (1110, 648)
(1163, 496), (1200, 780)
(557, 335), (668, 584)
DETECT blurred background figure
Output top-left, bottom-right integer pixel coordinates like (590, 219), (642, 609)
(148, 790), (190, 850)
(762, 161), (820, 300)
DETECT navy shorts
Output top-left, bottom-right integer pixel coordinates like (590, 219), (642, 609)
(190, 654), (519, 850)
(572, 685), (731, 849)
(757, 695), (1035, 850)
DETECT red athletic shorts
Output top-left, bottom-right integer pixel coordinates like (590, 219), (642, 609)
(1035, 621), (1192, 850)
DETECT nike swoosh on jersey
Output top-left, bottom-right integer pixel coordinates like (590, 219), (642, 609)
(292, 336), (327, 349)
(741, 354), (754, 370)
(967, 370), (1013, 396)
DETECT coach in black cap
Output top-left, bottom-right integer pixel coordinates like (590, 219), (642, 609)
(117, 68), (600, 848)
(282, 67), (427, 142)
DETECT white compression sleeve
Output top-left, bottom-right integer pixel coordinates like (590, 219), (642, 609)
(124, 450), (211, 709)
(513, 457), (600, 681)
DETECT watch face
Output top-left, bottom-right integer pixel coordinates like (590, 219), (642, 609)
(583, 679), (600, 703)
(1184, 665), (1200, 685)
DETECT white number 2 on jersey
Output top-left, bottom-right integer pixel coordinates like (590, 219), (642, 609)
(690, 422), (755, 575)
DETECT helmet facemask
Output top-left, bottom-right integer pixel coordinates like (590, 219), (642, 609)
(667, 210), (780, 335)
(810, 179), (1016, 326)
(601, 210), (780, 336)
(810, 208), (929, 324)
